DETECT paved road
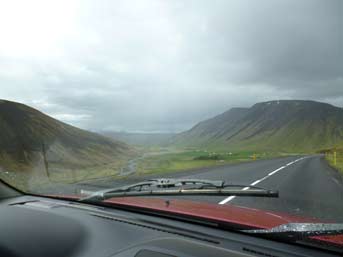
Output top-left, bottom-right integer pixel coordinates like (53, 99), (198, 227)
(77, 155), (343, 222)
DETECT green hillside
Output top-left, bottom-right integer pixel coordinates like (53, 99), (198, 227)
(0, 100), (134, 188)
(173, 100), (343, 152)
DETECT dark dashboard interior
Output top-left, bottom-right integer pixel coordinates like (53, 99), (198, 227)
(0, 193), (339, 257)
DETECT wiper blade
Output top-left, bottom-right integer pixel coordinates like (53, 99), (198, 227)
(79, 178), (278, 203)
(150, 178), (225, 188)
(243, 223), (343, 241)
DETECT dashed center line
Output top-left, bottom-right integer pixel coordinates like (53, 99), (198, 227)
(250, 179), (261, 186)
(218, 157), (306, 205)
(268, 166), (285, 176)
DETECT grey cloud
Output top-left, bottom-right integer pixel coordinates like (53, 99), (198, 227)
(0, 0), (342, 132)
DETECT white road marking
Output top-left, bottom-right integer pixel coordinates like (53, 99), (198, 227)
(221, 196), (235, 202)
(268, 166), (285, 176)
(218, 157), (306, 205)
(250, 179), (261, 186)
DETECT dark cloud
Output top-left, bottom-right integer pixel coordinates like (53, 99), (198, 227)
(0, 0), (342, 132)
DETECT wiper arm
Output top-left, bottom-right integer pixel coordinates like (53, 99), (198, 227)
(243, 223), (343, 241)
(79, 178), (278, 203)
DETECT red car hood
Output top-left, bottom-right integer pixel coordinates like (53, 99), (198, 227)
(102, 197), (343, 248)
(49, 194), (343, 248)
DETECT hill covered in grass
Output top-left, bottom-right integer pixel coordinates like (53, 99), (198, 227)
(0, 100), (133, 185)
(173, 100), (343, 152)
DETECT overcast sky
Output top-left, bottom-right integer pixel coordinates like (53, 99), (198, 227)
(0, 0), (342, 132)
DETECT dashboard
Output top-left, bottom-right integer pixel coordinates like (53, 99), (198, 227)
(0, 195), (339, 257)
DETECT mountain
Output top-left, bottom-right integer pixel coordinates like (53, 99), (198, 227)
(173, 100), (343, 152)
(0, 100), (132, 175)
(101, 131), (175, 146)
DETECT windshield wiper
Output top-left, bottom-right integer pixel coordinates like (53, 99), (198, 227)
(79, 178), (278, 203)
(242, 223), (343, 241)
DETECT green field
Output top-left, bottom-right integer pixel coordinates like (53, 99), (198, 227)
(134, 149), (284, 176)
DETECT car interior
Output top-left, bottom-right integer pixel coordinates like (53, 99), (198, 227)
(0, 181), (339, 257)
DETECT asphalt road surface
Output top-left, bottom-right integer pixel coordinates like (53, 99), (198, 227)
(78, 155), (343, 222)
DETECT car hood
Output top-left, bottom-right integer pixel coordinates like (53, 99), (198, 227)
(48, 194), (343, 248)
(102, 197), (343, 248)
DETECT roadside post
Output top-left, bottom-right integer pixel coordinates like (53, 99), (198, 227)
(334, 151), (337, 166)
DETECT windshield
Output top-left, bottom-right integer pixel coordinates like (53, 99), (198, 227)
(0, 0), (342, 252)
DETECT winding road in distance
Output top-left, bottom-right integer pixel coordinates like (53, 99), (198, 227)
(77, 155), (343, 222)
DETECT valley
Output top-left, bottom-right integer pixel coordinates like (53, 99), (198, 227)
(1, 99), (343, 191)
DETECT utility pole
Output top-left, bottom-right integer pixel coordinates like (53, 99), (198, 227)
(39, 121), (50, 179)
(42, 142), (50, 179)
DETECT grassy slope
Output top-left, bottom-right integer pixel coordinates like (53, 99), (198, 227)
(173, 100), (343, 153)
(0, 100), (134, 189)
